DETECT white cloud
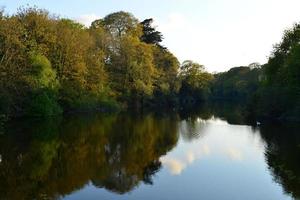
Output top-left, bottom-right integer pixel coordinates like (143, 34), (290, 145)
(75, 14), (100, 27)
(157, 13), (187, 32)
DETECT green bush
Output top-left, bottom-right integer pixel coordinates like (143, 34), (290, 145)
(29, 54), (59, 90)
(68, 92), (121, 112)
(26, 90), (62, 117)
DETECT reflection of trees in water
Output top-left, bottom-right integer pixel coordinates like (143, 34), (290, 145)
(178, 103), (300, 199)
(178, 104), (212, 141)
(209, 102), (251, 125)
(0, 113), (179, 199)
(260, 123), (300, 199)
(179, 101), (252, 126)
(177, 101), (250, 141)
(179, 119), (207, 142)
(3, 103), (299, 200)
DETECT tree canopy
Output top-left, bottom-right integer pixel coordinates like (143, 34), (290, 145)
(0, 7), (299, 122)
(0, 8), (182, 117)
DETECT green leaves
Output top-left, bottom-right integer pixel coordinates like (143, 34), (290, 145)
(253, 23), (300, 120)
(28, 53), (58, 90)
(102, 11), (141, 38)
(179, 60), (213, 102)
(140, 18), (163, 47)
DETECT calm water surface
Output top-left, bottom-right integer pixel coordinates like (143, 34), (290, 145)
(0, 104), (299, 200)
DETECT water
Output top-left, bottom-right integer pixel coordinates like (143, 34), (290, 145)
(0, 104), (299, 200)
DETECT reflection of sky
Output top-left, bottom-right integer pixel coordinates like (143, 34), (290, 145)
(64, 117), (291, 200)
(161, 117), (265, 175)
(160, 144), (210, 175)
(152, 117), (291, 200)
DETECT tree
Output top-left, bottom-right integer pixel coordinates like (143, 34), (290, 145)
(27, 54), (59, 90)
(0, 7), (58, 116)
(211, 66), (261, 100)
(1, 7), (189, 116)
(152, 47), (180, 106)
(140, 18), (163, 47)
(252, 23), (300, 120)
(108, 35), (156, 106)
(179, 60), (213, 103)
(51, 19), (92, 108)
(25, 54), (62, 116)
(102, 11), (141, 38)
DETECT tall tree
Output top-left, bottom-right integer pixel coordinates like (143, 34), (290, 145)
(102, 11), (141, 38)
(140, 18), (163, 47)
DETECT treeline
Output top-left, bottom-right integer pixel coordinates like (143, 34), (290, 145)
(0, 7), (299, 121)
(0, 7), (182, 117)
(211, 64), (261, 100)
(249, 23), (300, 121)
(214, 23), (300, 122)
(209, 23), (300, 122)
(179, 21), (300, 122)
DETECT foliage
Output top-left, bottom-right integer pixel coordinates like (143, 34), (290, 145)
(211, 66), (261, 100)
(27, 54), (59, 90)
(179, 60), (213, 103)
(1, 7), (298, 121)
(251, 23), (300, 120)
(0, 8), (181, 116)
(151, 47), (180, 106)
(25, 90), (62, 117)
(140, 18), (163, 47)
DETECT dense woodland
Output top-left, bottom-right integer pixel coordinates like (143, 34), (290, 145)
(0, 7), (299, 121)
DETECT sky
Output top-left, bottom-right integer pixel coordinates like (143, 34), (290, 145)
(1, 0), (300, 72)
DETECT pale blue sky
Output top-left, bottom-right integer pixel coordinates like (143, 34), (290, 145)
(1, 0), (300, 72)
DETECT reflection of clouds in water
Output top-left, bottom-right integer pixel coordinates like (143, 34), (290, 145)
(161, 145), (245, 176)
(160, 158), (186, 175)
(186, 144), (211, 163)
(161, 144), (211, 175)
(163, 117), (258, 175)
(186, 151), (195, 164)
(226, 147), (243, 161)
(202, 144), (210, 155)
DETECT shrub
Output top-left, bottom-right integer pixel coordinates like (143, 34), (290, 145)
(26, 90), (62, 117)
